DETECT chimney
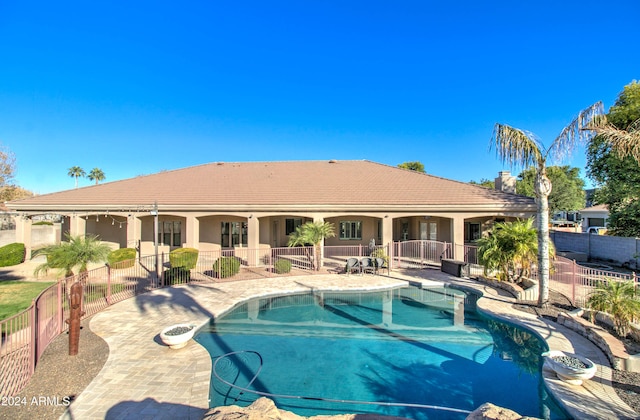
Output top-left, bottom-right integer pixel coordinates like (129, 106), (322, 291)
(495, 171), (516, 194)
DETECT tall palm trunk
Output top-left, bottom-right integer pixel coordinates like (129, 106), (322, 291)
(535, 169), (552, 307)
(314, 243), (321, 271)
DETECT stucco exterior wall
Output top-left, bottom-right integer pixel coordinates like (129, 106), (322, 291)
(0, 224), (61, 249)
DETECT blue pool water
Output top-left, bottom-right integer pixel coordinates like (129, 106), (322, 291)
(195, 286), (567, 419)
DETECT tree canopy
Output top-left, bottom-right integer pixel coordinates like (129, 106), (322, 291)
(397, 161), (425, 173)
(516, 166), (585, 215)
(469, 178), (495, 188)
(0, 144), (34, 201)
(68, 166), (86, 189)
(587, 82), (640, 237)
(88, 168), (106, 185)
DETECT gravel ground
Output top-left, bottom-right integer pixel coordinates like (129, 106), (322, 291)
(1, 290), (638, 419)
(514, 290), (640, 415)
(0, 317), (108, 420)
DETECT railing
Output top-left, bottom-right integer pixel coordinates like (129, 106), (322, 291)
(392, 240), (452, 269)
(458, 244), (483, 278)
(459, 245), (637, 307)
(3, 240), (636, 397)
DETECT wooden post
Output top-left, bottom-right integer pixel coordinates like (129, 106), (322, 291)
(66, 282), (85, 356)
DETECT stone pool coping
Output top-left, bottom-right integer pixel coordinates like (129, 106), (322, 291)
(61, 270), (637, 420)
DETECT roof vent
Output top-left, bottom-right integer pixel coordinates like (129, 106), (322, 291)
(328, 159), (337, 163)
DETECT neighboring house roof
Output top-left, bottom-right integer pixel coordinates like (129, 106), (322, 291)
(6, 160), (535, 212)
(580, 204), (609, 214)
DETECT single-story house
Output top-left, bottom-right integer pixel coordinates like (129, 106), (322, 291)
(580, 204), (609, 232)
(7, 160), (536, 260)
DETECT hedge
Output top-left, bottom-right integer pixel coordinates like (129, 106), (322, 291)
(0, 243), (25, 267)
(213, 256), (241, 278)
(107, 248), (136, 269)
(274, 258), (292, 274)
(164, 267), (191, 285)
(169, 248), (199, 270)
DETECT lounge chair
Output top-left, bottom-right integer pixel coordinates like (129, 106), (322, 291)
(360, 257), (375, 275)
(346, 258), (360, 275)
(374, 257), (388, 276)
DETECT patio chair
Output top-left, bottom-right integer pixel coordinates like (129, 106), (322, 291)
(360, 257), (375, 275)
(345, 258), (360, 275)
(374, 257), (388, 276)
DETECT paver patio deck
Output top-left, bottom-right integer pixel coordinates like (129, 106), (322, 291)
(61, 269), (638, 420)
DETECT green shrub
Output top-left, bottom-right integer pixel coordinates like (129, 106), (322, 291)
(0, 243), (26, 267)
(107, 248), (136, 269)
(169, 248), (199, 270)
(274, 258), (292, 274)
(32, 221), (53, 226)
(371, 247), (389, 264)
(164, 267), (191, 285)
(213, 256), (241, 278)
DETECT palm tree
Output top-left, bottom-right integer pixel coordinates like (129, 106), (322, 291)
(490, 102), (604, 307)
(587, 279), (640, 337)
(67, 166), (86, 189)
(288, 221), (336, 271)
(34, 234), (112, 280)
(87, 168), (106, 185)
(477, 218), (541, 283)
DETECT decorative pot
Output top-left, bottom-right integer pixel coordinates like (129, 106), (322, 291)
(160, 324), (196, 349)
(541, 350), (597, 385)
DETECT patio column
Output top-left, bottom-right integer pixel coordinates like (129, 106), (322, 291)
(16, 216), (33, 260)
(69, 214), (87, 237)
(247, 215), (260, 265)
(382, 216), (393, 248)
(451, 215), (465, 260)
(126, 215), (142, 254)
(185, 216), (199, 249)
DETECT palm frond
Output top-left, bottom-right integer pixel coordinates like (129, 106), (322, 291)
(490, 123), (544, 168)
(592, 117), (640, 162)
(550, 101), (604, 162)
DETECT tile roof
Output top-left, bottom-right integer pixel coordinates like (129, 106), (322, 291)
(7, 160), (535, 211)
(580, 204), (608, 212)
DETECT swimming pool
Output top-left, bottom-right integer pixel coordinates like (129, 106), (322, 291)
(195, 286), (567, 419)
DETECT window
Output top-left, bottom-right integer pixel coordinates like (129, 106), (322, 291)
(285, 218), (302, 235)
(221, 222), (248, 247)
(468, 223), (481, 241)
(339, 221), (362, 240)
(159, 221), (181, 247)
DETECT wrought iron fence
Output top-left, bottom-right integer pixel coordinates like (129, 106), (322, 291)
(460, 245), (637, 307)
(3, 240), (635, 397)
(392, 240), (452, 269)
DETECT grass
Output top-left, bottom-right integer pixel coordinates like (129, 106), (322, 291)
(0, 281), (56, 321)
(84, 283), (128, 301)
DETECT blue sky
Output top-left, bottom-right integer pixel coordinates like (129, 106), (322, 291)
(0, 1), (638, 195)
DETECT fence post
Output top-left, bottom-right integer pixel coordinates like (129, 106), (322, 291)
(160, 252), (165, 286)
(57, 281), (63, 335)
(571, 259), (577, 305)
(106, 264), (112, 305)
(30, 304), (36, 376)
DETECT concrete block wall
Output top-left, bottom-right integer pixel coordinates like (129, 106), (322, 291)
(551, 231), (640, 268)
(0, 225), (61, 248)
